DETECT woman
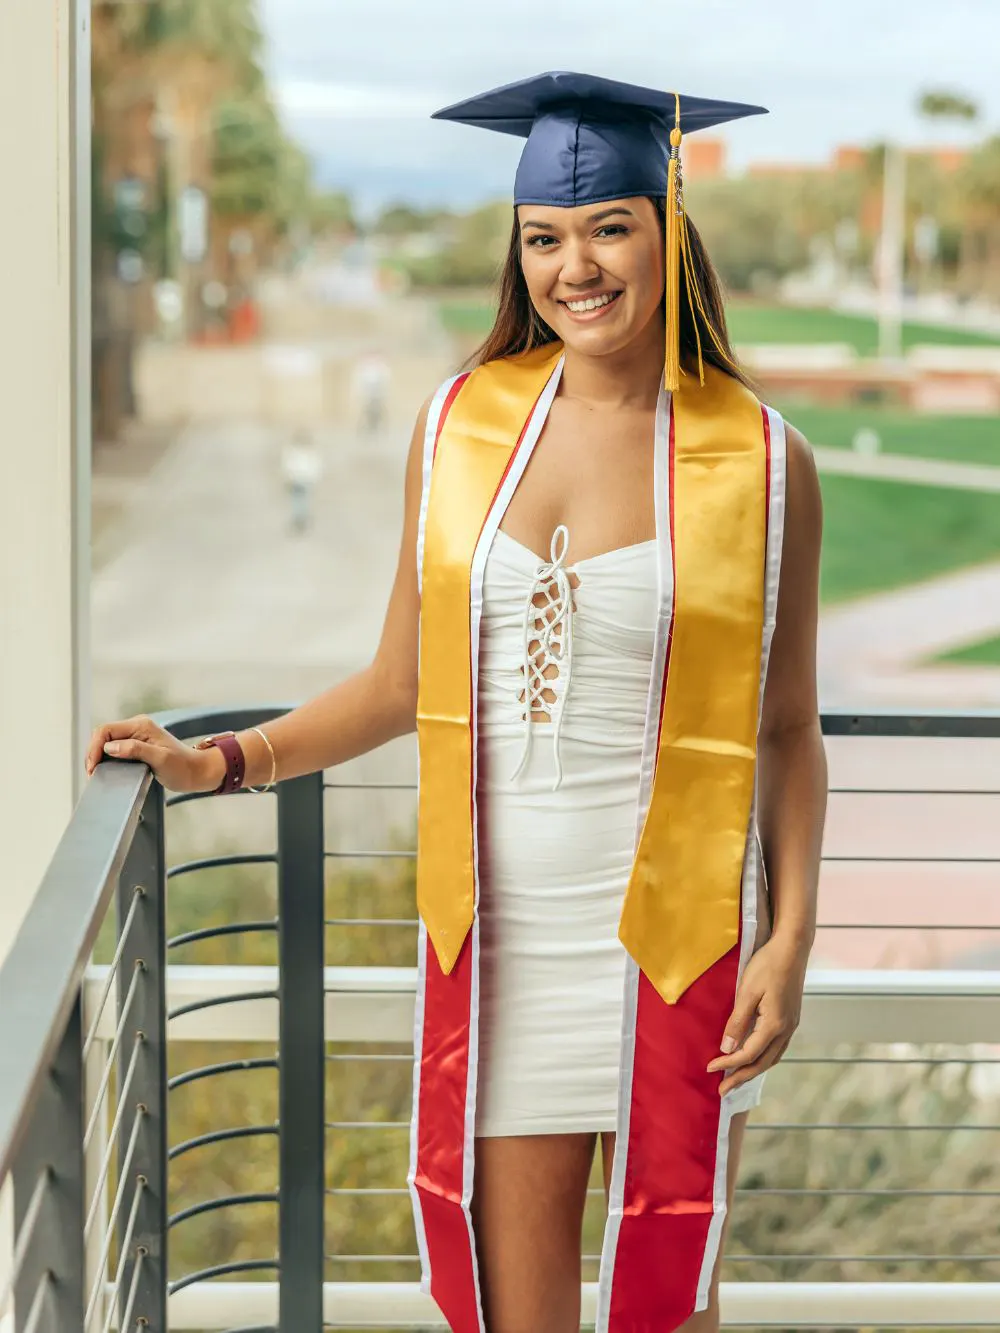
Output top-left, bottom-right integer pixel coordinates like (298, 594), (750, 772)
(87, 72), (827, 1333)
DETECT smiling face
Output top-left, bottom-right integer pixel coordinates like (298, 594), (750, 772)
(517, 196), (664, 358)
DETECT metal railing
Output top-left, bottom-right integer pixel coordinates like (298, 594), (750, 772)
(1, 707), (1000, 1330)
(0, 706), (326, 1333)
(0, 753), (163, 1333)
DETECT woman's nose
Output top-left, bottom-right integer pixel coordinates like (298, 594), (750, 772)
(558, 242), (600, 286)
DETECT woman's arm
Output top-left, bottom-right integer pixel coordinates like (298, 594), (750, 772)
(757, 423), (828, 954)
(708, 422), (828, 1094)
(86, 397), (432, 792)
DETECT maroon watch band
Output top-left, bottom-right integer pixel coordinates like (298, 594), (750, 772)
(196, 731), (246, 795)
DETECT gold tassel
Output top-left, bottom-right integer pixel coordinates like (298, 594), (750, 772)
(664, 90), (743, 392)
(664, 99), (683, 393)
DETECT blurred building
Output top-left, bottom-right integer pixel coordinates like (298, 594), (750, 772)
(683, 136), (727, 181)
(749, 143), (972, 177)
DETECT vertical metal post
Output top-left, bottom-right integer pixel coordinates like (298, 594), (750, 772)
(116, 782), (168, 1331)
(12, 995), (85, 1333)
(276, 773), (326, 1332)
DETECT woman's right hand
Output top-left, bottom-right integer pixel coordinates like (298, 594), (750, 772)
(85, 715), (224, 793)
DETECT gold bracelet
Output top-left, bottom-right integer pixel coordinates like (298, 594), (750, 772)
(245, 726), (277, 793)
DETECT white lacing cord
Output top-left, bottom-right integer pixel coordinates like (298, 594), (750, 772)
(510, 524), (574, 790)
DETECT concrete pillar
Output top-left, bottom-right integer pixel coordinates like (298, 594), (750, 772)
(0, 0), (89, 964)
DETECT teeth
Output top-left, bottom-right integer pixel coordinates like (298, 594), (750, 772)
(566, 292), (617, 312)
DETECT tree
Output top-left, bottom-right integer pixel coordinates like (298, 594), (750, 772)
(373, 203), (452, 237)
(959, 137), (1000, 299)
(917, 90), (981, 295)
(210, 95), (288, 219)
(90, 0), (319, 436)
(686, 170), (866, 294)
(307, 191), (358, 238)
(918, 90), (979, 123)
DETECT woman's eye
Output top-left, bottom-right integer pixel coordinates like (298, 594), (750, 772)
(526, 234), (556, 248)
(597, 224), (628, 238)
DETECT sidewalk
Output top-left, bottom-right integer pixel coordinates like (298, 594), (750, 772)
(813, 444), (1000, 493)
(820, 559), (1000, 707)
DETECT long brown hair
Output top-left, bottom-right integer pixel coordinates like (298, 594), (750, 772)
(469, 197), (750, 387)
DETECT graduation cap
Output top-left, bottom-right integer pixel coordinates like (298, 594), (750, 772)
(433, 71), (768, 391)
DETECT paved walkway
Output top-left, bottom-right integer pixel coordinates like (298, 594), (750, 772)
(820, 559), (1000, 707)
(811, 445), (1000, 705)
(91, 414), (408, 715)
(813, 445), (1000, 493)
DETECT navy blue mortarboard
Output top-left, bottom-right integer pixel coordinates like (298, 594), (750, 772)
(431, 70), (767, 208)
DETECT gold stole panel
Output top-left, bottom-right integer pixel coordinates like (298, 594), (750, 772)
(417, 346), (767, 1000)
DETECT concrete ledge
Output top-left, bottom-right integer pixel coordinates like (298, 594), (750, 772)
(162, 1279), (1000, 1328)
(84, 964), (1000, 1045)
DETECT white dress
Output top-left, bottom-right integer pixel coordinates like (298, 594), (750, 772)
(474, 524), (765, 1137)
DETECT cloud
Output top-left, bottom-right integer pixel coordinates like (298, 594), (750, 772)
(259, 0), (1000, 208)
(276, 81), (443, 120)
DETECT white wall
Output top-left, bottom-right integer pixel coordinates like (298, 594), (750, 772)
(0, 0), (88, 964)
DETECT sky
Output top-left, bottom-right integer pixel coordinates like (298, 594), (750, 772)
(258, 0), (1000, 214)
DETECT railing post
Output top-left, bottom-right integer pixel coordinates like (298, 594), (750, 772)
(276, 773), (326, 1332)
(116, 781), (168, 1331)
(12, 995), (85, 1333)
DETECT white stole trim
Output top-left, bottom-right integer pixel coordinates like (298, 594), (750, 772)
(694, 403), (788, 1310)
(408, 372), (464, 1296)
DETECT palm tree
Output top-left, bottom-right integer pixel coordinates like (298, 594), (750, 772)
(917, 89), (980, 296)
(918, 91), (979, 123)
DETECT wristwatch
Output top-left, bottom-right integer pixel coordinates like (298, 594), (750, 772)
(194, 731), (246, 795)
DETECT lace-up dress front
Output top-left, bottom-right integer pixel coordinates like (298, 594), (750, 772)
(475, 523), (660, 1137)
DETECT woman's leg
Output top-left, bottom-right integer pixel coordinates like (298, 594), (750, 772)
(473, 1132), (596, 1333)
(600, 1112), (749, 1333)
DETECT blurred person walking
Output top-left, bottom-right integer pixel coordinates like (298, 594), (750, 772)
(280, 428), (323, 533)
(352, 350), (391, 432)
(87, 71), (827, 1333)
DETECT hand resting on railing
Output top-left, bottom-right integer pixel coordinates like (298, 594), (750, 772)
(85, 714), (226, 792)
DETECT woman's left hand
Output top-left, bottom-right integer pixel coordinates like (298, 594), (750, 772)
(706, 937), (809, 1096)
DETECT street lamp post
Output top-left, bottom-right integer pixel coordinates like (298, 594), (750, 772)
(877, 142), (907, 361)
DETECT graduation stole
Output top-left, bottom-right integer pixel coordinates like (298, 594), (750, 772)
(416, 343), (767, 1004)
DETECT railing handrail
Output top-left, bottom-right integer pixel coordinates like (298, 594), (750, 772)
(0, 762), (150, 1183)
(0, 703), (291, 1186)
(820, 706), (1000, 737)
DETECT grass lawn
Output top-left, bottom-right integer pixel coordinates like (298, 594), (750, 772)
(438, 299), (497, 335)
(932, 635), (1000, 667)
(777, 402), (1000, 467)
(727, 303), (1000, 354)
(438, 298), (1000, 354)
(819, 473), (1000, 603)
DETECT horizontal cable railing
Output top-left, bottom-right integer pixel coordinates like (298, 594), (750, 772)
(4, 707), (1000, 1331)
(0, 757), (163, 1333)
(316, 710), (1000, 1328)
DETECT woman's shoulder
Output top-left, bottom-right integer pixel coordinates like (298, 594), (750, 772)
(779, 419), (817, 478)
(775, 417), (822, 530)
